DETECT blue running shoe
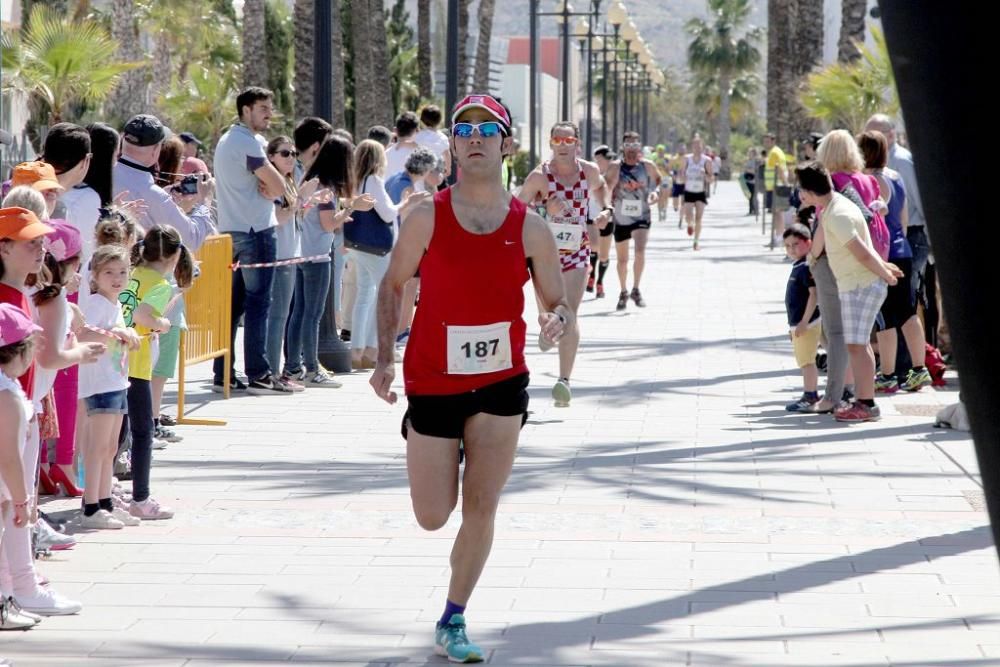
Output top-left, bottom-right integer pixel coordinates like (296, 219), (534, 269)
(434, 613), (484, 663)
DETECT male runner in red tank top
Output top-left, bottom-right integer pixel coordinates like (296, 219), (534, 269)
(370, 94), (572, 663)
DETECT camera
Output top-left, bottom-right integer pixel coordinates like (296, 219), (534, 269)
(178, 174), (200, 195)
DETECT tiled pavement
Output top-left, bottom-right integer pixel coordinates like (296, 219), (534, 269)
(7, 182), (996, 666)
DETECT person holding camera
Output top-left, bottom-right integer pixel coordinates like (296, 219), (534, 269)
(113, 114), (216, 436)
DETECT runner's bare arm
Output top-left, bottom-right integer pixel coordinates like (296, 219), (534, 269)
(643, 159), (663, 187)
(523, 210), (573, 343)
(604, 162), (621, 194)
(514, 170), (546, 205)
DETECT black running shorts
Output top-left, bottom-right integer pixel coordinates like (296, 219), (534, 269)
(613, 220), (651, 243)
(402, 373), (530, 440)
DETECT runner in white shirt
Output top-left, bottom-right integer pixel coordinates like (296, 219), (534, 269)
(681, 136), (714, 251)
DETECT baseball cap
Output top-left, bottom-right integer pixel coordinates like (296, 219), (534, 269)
(451, 94), (512, 130)
(44, 219), (82, 262)
(0, 302), (43, 348)
(179, 132), (202, 146)
(0, 207), (55, 241)
(10, 161), (63, 192)
(123, 114), (171, 146)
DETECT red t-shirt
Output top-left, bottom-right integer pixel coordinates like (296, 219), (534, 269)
(0, 283), (35, 399)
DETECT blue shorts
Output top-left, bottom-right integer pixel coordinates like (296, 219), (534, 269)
(671, 183), (685, 197)
(84, 390), (129, 416)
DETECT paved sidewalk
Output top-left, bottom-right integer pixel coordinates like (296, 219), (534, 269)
(9, 182), (996, 666)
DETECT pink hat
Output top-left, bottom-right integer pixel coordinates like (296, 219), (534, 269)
(0, 303), (42, 348)
(44, 219), (82, 262)
(182, 156), (209, 175)
(451, 94), (512, 129)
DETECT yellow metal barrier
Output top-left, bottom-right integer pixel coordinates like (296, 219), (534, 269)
(176, 234), (232, 425)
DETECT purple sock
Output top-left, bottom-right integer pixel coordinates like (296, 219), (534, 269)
(439, 600), (466, 626)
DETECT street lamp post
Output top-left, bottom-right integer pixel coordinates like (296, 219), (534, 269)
(313, 0), (352, 373)
(605, 1), (626, 149)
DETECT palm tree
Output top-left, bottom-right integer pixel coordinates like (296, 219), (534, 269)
(472, 0), (496, 92)
(330, 0), (347, 128)
(293, 0), (315, 119)
(1, 5), (142, 124)
(105, 0), (148, 124)
(801, 26), (898, 132)
(766, 0), (795, 147)
(351, 0), (375, 137)
(369, 0), (395, 125)
(838, 0), (867, 63)
(242, 0), (269, 87)
(456, 0), (471, 94)
(160, 64), (241, 161)
(692, 71), (761, 131)
(686, 0), (763, 172)
(417, 0), (432, 99)
(790, 0), (824, 141)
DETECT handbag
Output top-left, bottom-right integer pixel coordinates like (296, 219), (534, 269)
(343, 176), (394, 256)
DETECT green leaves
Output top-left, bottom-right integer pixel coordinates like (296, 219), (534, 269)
(2, 5), (144, 122)
(800, 26), (899, 130)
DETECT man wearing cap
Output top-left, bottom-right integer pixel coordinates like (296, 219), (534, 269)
(370, 93), (570, 663)
(113, 114), (215, 250)
(179, 132), (202, 159)
(212, 87), (289, 395)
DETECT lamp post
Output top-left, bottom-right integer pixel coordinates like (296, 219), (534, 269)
(606, 1), (626, 149)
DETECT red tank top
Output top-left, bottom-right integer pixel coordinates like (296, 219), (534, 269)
(403, 187), (530, 395)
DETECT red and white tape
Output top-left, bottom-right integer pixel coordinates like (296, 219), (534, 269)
(231, 254), (331, 271)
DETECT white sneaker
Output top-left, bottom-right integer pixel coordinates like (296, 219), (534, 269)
(1, 596), (40, 629)
(111, 507), (141, 526)
(305, 369), (342, 388)
(129, 497), (174, 520)
(33, 519), (76, 551)
(112, 494), (132, 511)
(151, 437), (169, 450)
(14, 587), (82, 616)
(5, 596), (42, 623)
(79, 509), (124, 530)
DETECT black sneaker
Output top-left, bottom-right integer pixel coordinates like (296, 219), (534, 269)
(616, 290), (628, 311)
(340, 329), (351, 342)
(247, 375), (294, 396)
(630, 287), (646, 307)
(212, 376), (247, 393)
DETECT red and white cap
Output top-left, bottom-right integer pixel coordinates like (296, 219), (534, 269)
(451, 94), (512, 129)
(0, 302), (42, 348)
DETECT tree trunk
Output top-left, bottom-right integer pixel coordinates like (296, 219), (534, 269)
(105, 0), (147, 125)
(368, 0), (395, 123)
(456, 0), (471, 95)
(293, 0), (315, 119)
(417, 0), (432, 99)
(149, 32), (172, 116)
(718, 71), (731, 177)
(330, 0), (346, 127)
(472, 0), (495, 92)
(242, 0), (270, 88)
(767, 0), (796, 148)
(789, 0), (824, 140)
(838, 0), (867, 63)
(352, 0), (376, 138)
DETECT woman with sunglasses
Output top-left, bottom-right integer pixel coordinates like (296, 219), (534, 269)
(515, 121), (611, 408)
(264, 136), (315, 390)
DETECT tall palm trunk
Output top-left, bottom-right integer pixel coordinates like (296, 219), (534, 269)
(718, 71), (731, 171)
(767, 0), (796, 147)
(368, 0), (395, 123)
(456, 0), (471, 94)
(352, 0), (373, 137)
(838, 0), (867, 63)
(105, 0), (146, 123)
(417, 0), (432, 99)
(330, 0), (346, 127)
(242, 0), (269, 88)
(790, 0), (824, 140)
(293, 0), (315, 119)
(472, 0), (496, 92)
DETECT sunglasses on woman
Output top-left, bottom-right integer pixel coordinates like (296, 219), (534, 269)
(451, 122), (504, 139)
(273, 149), (298, 158)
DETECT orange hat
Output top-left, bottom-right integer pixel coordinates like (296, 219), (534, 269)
(0, 207), (55, 241)
(10, 161), (64, 193)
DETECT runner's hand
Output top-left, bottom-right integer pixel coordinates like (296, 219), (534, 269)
(544, 198), (571, 219)
(370, 363), (397, 404)
(647, 192), (659, 206)
(539, 312), (566, 344)
(595, 209), (612, 229)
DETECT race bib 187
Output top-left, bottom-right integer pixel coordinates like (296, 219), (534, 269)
(446, 322), (513, 375)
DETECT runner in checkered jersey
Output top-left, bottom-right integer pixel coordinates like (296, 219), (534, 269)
(516, 121), (611, 407)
